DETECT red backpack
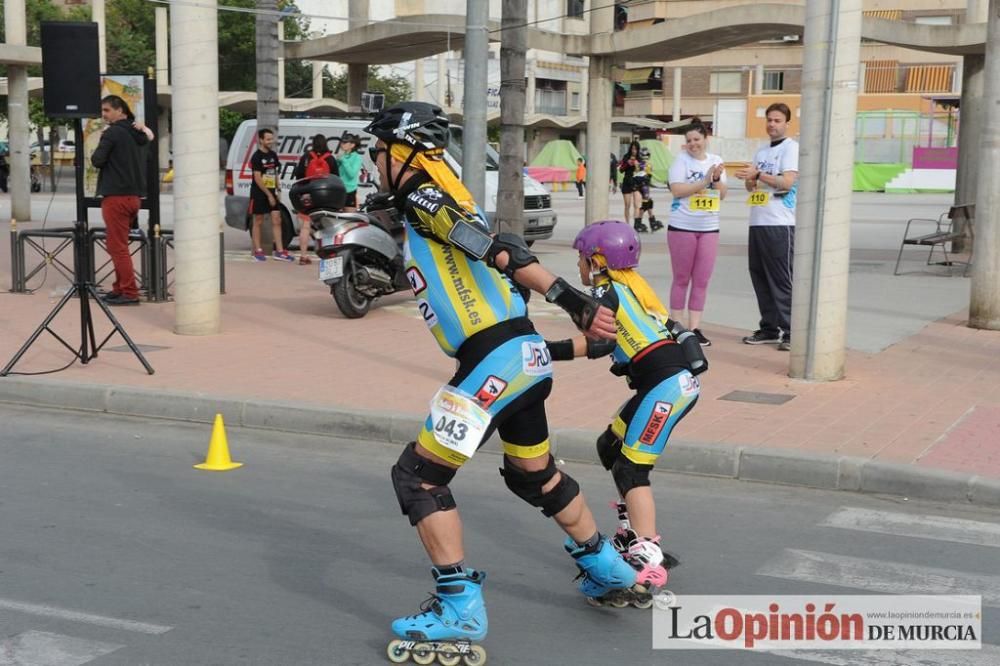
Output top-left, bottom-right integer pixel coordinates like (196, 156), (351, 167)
(305, 150), (332, 178)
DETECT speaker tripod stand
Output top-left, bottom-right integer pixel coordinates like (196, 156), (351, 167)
(1, 218), (154, 376)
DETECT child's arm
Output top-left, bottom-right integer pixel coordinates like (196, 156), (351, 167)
(546, 336), (615, 361)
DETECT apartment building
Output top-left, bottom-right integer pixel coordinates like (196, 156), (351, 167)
(618, 0), (967, 139)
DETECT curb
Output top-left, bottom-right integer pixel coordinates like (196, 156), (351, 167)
(2, 376), (998, 509)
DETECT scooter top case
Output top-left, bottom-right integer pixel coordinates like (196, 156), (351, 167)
(290, 175), (347, 213)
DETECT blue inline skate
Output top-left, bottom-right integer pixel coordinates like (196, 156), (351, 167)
(564, 535), (637, 607)
(387, 568), (488, 665)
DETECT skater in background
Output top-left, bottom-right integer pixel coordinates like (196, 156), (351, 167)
(575, 157), (587, 198)
(618, 141), (643, 232)
(545, 221), (707, 608)
(365, 102), (636, 663)
(634, 147), (663, 232)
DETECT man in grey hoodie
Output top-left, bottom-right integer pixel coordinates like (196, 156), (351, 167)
(91, 95), (153, 306)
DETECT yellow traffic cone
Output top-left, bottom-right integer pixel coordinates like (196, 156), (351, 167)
(195, 414), (243, 471)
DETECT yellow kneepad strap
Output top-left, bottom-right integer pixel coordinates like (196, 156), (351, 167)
(621, 444), (659, 466)
(502, 439), (550, 459)
(418, 427), (471, 466)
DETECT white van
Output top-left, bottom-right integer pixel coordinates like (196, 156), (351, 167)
(223, 118), (557, 248)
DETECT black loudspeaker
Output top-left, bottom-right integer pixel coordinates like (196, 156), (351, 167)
(40, 21), (101, 118)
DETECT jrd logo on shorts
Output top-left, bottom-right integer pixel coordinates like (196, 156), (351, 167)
(639, 401), (673, 445)
(521, 341), (552, 376)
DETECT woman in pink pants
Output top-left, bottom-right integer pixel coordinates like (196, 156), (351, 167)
(667, 119), (727, 346)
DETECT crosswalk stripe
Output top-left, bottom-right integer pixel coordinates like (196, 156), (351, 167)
(0, 598), (172, 635)
(0, 631), (122, 666)
(821, 507), (1000, 549)
(756, 549), (1000, 606)
(765, 644), (1000, 666)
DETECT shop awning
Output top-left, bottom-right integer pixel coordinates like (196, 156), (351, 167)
(621, 67), (655, 85)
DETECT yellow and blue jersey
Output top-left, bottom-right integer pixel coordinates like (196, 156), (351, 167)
(401, 178), (527, 357)
(593, 278), (672, 365)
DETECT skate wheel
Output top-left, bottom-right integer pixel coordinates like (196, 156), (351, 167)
(462, 645), (487, 665)
(585, 596), (604, 608)
(411, 643), (436, 665)
(653, 591), (677, 610)
(609, 593), (629, 609)
(387, 640), (411, 664)
(436, 645), (462, 666)
(632, 597), (654, 610)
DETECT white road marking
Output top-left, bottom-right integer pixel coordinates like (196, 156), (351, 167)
(765, 644), (1000, 666)
(0, 598), (172, 635)
(757, 549), (1000, 606)
(0, 631), (122, 666)
(821, 507), (1000, 549)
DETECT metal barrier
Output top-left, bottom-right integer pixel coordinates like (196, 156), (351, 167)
(10, 224), (226, 301)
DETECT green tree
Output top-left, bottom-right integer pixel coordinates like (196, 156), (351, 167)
(322, 66), (412, 106)
(219, 108), (248, 142)
(219, 0), (311, 92)
(106, 0), (156, 75)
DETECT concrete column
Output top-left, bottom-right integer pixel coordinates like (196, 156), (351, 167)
(953, 59), (963, 94)
(155, 7), (170, 85)
(526, 62), (536, 114)
(969, 0), (1000, 330)
(171, 0), (221, 335)
(255, 0), (280, 134)
(954, 56), (984, 215)
(414, 58), (425, 102)
(584, 3), (614, 225)
(347, 0), (370, 111)
(5, 0), (30, 222)
(92, 0), (107, 72)
(672, 66), (682, 121)
(462, 0), (489, 204)
(755, 63), (765, 94)
(312, 61), (324, 99)
(858, 61), (867, 91)
(577, 129), (587, 156)
(789, 0), (862, 381)
(967, 0), (989, 22)
(578, 62), (587, 117)
(158, 109), (171, 173)
(277, 21), (285, 101)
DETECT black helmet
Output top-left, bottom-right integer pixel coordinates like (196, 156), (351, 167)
(364, 101), (450, 152)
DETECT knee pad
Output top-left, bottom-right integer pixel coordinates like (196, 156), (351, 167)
(611, 455), (653, 497)
(391, 442), (458, 526)
(596, 427), (622, 471)
(500, 455), (580, 517)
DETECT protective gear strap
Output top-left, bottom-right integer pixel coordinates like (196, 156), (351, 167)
(545, 339), (575, 361)
(486, 232), (539, 281)
(586, 338), (616, 360)
(499, 455), (580, 517)
(447, 219), (493, 260)
(391, 442), (459, 526)
(544, 277), (600, 332)
(611, 454), (653, 497)
(596, 426), (622, 470)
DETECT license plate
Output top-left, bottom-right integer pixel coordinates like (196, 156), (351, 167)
(319, 256), (344, 281)
(527, 218), (539, 227)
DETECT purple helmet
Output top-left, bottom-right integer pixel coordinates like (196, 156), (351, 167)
(572, 220), (641, 269)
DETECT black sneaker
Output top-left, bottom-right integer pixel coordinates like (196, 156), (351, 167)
(103, 293), (140, 306)
(778, 334), (791, 351)
(742, 329), (781, 345)
(693, 328), (711, 347)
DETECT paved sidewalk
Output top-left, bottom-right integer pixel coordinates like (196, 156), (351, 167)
(1, 204), (998, 482)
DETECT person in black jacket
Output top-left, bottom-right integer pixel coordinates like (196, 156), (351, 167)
(91, 95), (153, 305)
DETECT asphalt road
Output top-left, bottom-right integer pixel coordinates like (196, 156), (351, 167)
(1, 404), (997, 665)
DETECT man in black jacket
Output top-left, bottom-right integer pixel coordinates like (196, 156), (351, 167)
(91, 95), (152, 305)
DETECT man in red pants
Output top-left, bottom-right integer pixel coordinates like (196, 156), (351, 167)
(91, 95), (153, 306)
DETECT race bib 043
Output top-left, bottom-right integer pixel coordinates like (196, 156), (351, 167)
(429, 387), (491, 461)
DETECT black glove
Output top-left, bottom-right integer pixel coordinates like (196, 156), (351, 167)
(586, 338), (616, 359)
(545, 277), (599, 332)
(545, 339), (575, 361)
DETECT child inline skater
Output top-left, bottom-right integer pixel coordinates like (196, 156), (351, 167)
(546, 220), (708, 608)
(635, 147), (663, 232)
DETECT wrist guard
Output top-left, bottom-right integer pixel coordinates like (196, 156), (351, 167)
(545, 339), (575, 361)
(486, 232), (539, 281)
(545, 277), (599, 332)
(586, 338), (616, 359)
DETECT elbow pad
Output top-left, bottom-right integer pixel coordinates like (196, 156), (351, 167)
(486, 232), (539, 280)
(586, 338), (615, 359)
(545, 277), (599, 332)
(545, 339), (575, 361)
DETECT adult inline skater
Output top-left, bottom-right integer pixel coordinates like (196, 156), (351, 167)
(366, 102), (637, 665)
